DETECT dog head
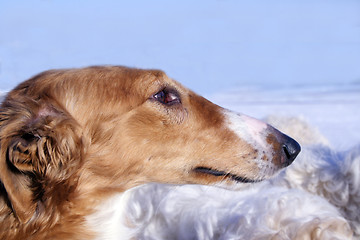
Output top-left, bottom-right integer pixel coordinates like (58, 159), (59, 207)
(0, 66), (300, 223)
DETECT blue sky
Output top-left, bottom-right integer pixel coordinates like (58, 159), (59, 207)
(0, 0), (359, 94)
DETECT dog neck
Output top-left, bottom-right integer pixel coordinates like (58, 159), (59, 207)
(86, 191), (135, 240)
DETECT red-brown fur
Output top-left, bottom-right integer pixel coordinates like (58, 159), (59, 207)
(0, 66), (294, 239)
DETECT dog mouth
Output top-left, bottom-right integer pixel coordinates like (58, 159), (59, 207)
(193, 167), (260, 183)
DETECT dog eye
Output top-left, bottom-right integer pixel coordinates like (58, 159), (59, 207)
(152, 89), (181, 105)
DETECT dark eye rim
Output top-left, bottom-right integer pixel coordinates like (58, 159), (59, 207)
(151, 87), (181, 106)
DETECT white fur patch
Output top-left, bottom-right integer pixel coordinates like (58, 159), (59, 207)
(106, 144), (358, 239)
(86, 191), (134, 240)
(87, 117), (359, 239)
(223, 109), (277, 178)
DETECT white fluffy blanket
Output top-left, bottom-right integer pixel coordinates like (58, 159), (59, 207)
(110, 117), (360, 240)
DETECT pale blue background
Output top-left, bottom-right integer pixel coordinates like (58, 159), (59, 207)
(1, 0), (359, 94)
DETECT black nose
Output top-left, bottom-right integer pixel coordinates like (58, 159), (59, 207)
(282, 135), (301, 166)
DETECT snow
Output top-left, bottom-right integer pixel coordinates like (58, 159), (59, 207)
(207, 83), (360, 150)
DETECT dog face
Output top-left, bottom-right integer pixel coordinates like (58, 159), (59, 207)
(0, 66), (300, 223)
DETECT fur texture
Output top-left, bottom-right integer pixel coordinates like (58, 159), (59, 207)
(93, 117), (359, 240)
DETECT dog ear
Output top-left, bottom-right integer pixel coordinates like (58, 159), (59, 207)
(0, 102), (83, 223)
(0, 149), (35, 223)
